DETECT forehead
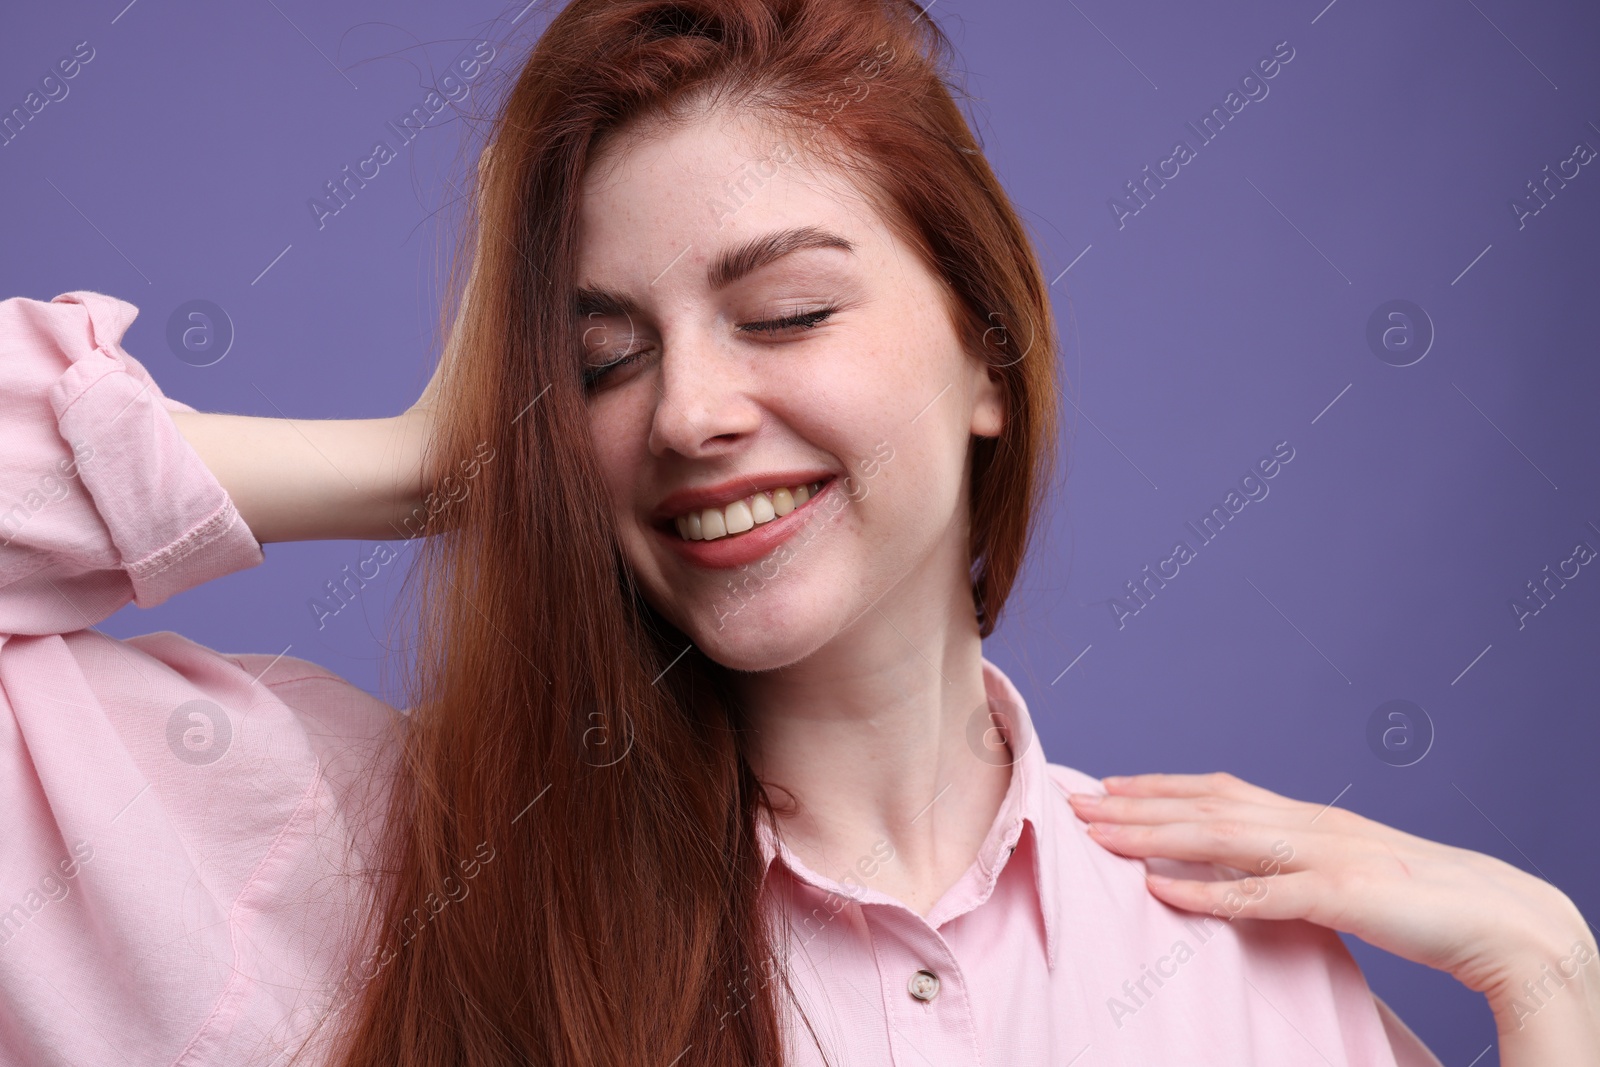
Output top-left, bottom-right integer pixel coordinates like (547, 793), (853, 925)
(575, 108), (883, 276)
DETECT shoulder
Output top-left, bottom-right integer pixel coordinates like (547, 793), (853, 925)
(153, 633), (406, 819)
(228, 645), (405, 738)
(1033, 758), (1405, 1057)
(1032, 756), (1348, 972)
(1041, 760), (1101, 797)
(0, 628), (405, 1064)
(1038, 758), (1266, 887)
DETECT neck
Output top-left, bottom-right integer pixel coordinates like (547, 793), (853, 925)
(732, 572), (1013, 918)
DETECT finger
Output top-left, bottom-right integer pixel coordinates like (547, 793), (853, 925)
(1142, 868), (1319, 923)
(1102, 771), (1284, 804)
(1068, 792), (1286, 828)
(1084, 819), (1302, 875)
(1079, 785), (1382, 850)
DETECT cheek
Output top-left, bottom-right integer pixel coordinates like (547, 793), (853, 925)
(864, 412), (977, 570)
(855, 319), (970, 433)
(861, 437), (957, 538)
(584, 408), (681, 598)
(587, 408), (646, 501)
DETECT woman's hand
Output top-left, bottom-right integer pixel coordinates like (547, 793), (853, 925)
(402, 141), (493, 483)
(1066, 773), (1600, 1061)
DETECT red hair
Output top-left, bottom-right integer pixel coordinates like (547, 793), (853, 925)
(296, 1), (1060, 1063)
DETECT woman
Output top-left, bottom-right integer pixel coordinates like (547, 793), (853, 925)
(0, 0), (1593, 1064)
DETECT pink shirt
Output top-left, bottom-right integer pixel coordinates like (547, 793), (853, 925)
(755, 663), (1445, 1065)
(0, 290), (1445, 1066)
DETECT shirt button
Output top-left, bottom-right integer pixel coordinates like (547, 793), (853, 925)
(907, 969), (940, 1002)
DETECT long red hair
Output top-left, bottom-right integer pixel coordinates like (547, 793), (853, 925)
(295, 1), (1060, 1063)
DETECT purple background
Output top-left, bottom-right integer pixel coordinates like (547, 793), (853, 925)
(4, 0), (1598, 1059)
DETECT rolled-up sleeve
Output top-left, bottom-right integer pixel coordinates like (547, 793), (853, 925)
(0, 289), (263, 636)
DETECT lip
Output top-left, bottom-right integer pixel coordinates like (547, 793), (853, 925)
(651, 468), (838, 521)
(653, 475), (839, 569)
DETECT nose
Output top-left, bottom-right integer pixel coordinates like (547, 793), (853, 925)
(646, 329), (761, 459)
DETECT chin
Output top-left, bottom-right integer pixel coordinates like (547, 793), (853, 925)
(682, 611), (822, 673)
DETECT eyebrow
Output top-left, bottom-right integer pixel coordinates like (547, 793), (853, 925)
(574, 225), (855, 318)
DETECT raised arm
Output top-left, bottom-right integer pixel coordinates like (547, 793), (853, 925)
(165, 406), (434, 545)
(182, 211), (483, 544)
(173, 146), (491, 546)
(167, 216), (476, 545)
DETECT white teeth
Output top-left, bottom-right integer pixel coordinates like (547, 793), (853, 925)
(673, 480), (826, 541)
(725, 499), (755, 535)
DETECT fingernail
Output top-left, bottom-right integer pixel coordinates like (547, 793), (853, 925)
(1146, 873), (1174, 885)
(1102, 775), (1127, 787)
(1068, 792), (1102, 807)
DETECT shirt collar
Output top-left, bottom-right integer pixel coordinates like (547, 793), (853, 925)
(753, 655), (1061, 969)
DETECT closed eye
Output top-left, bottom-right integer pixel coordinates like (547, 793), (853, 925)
(581, 352), (643, 388)
(738, 306), (836, 334)
(581, 306), (838, 390)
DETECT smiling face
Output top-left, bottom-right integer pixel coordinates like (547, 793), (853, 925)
(573, 105), (1003, 672)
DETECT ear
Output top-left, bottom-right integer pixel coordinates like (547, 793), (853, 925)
(968, 355), (1004, 439)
